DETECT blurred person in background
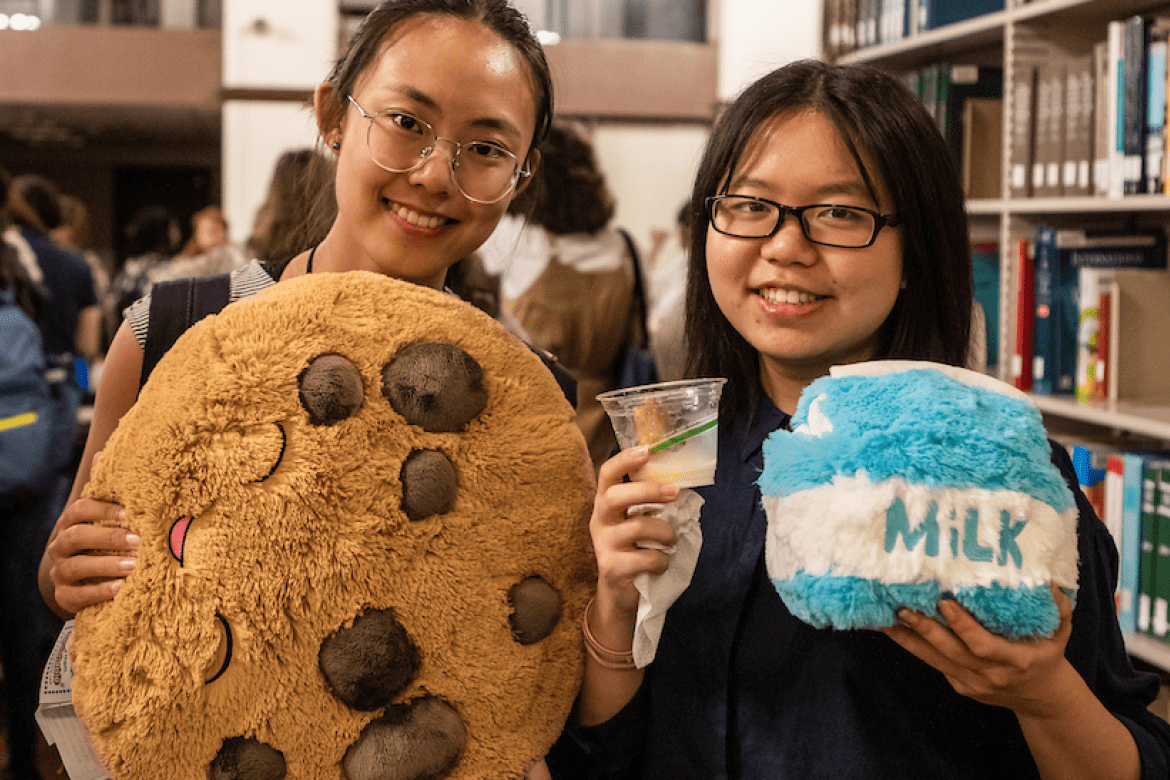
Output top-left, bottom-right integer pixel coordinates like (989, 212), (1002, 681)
(52, 193), (110, 390)
(6, 175), (100, 427)
(0, 173), (66, 780)
(644, 202), (691, 382)
(478, 122), (640, 469)
(106, 204), (180, 337)
(154, 205), (248, 284)
(247, 148), (336, 269)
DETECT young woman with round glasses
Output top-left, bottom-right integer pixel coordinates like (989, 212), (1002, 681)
(575, 59), (1170, 779)
(40, 0), (551, 618)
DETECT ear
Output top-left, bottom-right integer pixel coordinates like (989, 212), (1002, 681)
(314, 81), (345, 151)
(514, 149), (541, 196)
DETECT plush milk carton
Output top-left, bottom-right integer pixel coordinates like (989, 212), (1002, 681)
(759, 361), (1078, 639)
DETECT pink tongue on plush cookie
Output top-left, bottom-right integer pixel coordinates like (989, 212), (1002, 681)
(169, 516), (193, 563)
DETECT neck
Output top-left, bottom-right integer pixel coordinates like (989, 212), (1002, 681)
(758, 358), (826, 416)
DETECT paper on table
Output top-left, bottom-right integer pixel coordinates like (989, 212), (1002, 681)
(632, 488), (704, 668)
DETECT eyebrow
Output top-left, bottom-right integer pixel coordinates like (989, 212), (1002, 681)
(730, 175), (875, 203)
(384, 85), (522, 138)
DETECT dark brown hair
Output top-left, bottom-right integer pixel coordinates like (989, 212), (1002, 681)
(684, 59), (973, 421)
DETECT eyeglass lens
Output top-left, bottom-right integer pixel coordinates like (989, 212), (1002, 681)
(366, 111), (520, 203)
(711, 197), (878, 247)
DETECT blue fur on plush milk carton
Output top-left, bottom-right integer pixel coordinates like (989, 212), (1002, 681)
(759, 361), (1079, 639)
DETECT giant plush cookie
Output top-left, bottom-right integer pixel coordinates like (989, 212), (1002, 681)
(71, 271), (596, 780)
(759, 361), (1078, 639)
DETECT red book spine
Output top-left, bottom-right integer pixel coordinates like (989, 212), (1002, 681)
(1013, 239), (1035, 391)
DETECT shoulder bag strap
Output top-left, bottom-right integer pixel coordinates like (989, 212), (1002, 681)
(139, 274), (232, 392)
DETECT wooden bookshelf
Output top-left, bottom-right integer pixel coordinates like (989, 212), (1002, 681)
(835, 0), (1170, 672)
(1126, 632), (1170, 671)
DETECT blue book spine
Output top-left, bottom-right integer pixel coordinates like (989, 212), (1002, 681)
(922, 0), (1004, 30)
(1032, 225), (1057, 394)
(1054, 245), (1080, 394)
(1146, 28), (1168, 193)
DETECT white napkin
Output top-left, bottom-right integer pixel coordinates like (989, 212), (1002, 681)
(632, 489), (704, 668)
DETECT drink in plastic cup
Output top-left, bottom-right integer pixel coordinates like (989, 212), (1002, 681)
(597, 378), (727, 488)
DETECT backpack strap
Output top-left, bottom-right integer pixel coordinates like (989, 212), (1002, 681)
(136, 273), (577, 408)
(139, 274), (232, 392)
(526, 344), (577, 408)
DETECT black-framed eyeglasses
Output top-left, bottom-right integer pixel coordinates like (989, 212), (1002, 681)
(347, 95), (530, 204)
(705, 195), (901, 249)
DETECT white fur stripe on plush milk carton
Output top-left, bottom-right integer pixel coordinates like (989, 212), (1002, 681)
(759, 361), (1079, 639)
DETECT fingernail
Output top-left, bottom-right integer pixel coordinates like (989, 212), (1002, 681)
(939, 590), (956, 602)
(110, 579), (123, 596)
(125, 533), (141, 547)
(120, 558), (136, 572)
(116, 507), (127, 522)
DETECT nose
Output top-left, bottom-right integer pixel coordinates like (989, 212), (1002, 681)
(406, 137), (459, 196)
(761, 211), (816, 265)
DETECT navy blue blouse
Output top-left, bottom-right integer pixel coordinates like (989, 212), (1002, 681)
(570, 395), (1170, 779)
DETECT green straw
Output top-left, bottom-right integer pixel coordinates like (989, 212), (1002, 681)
(648, 418), (718, 455)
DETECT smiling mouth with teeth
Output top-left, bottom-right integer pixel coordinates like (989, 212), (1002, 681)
(389, 200), (451, 230)
(761, 288), (825, 305)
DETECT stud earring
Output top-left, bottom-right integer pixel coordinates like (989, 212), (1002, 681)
(332, 141), (341, 151)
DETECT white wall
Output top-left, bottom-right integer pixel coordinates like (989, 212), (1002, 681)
(716, 0), (821, 101)
(223, 0), (337, 90)
(221, 0), (338, 244)
(222, 101), (322, 246)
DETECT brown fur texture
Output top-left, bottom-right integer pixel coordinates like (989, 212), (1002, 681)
(71, 271), (597, 780)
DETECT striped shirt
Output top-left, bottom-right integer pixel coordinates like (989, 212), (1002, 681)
(124, 259), (276, 348)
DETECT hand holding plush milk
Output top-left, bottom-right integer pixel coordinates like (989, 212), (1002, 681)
(759, 361), (1078, 640)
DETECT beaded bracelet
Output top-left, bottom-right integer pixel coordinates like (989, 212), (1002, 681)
(582, 598), (637, 670)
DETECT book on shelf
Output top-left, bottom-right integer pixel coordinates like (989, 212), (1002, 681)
(1110, 452), (1170, 635)
(1074, 268), (1107, 403)
(1123, 15), (1151, 195)
(1070, 441), (1113, 526)
(1146, 19), (1170, 194)
(942, 64), (1003, 165)
(1032, 233), (1170, 402)
(1032, 225), (1078, 396)
(1034, 61), (1066, 198)
(916, 0), (1003, 33)
(971, 242), (1000, 371)
(1141, 461), (1162, 636)
(1095, 274), (1119, 403)
(879, 0), (909, 45)
(1151, 463), (1170, 640)
(1108, 453), (1131, 628)
(1108, 20), (1126, 199)
(1107, 267), (1170, 404)
(857, 0), (878, 50)
(1009, 62), (1037, 198)
(1093, 41), (1112, 198)
(963, 97), (1004, 198)
(1058, 227), (1168, 270)
(1011, 238), (1034, 392)
(1063, 54), (1095, 197)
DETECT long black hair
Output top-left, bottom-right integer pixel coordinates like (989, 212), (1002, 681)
(684, 59), (973, 421)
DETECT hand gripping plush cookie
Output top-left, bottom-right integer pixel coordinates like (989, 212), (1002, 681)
(70, 271), (597, 780)
(759, 361), (1078, 640)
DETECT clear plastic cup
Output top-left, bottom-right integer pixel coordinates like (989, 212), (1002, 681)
(597, 378), (727, 488)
